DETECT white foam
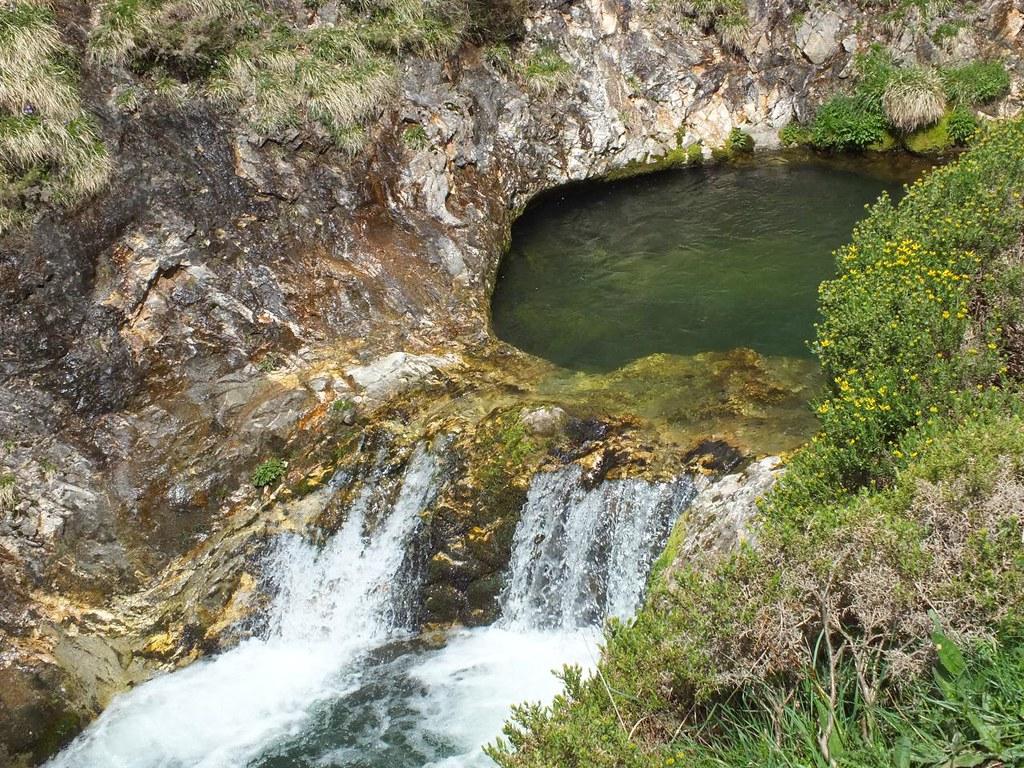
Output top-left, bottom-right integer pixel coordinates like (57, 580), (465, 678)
(412, 626), (601, 767)
(48, 445), (439, 768)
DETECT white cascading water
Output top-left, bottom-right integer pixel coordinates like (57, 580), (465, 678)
(408, 465), (695, 766)
(48, 444), (440, 768)
(502, 465), (696, 629)
(48, 450), (695, 768)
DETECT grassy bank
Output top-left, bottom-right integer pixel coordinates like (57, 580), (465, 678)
(488, 118), (1024, 768)
(782, 47), (1011, 153)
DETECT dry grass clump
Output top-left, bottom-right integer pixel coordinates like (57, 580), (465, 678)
(521, 45), (573, 96)
(88, 0), (253, 67)
(88, 0), (477, 148)
(0, 1), (111, 233)
(882, 66), (947, 132)
(645, 0), (749, 49)
(208, 28), (397, 142)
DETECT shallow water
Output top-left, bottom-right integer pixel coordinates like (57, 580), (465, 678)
(491, 158), (913, 372)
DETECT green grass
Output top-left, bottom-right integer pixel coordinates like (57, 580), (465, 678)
(489, 118), (1024, 768)
(942, 60), (1012, 106)
(88, 0), (530, 149)
(522, 46), (573, 95)
(0, 2), (111, 231)
(0, 472), (17, 511)
(784, 47), (1011, 152)
(650, 0), (749, 48)
(402, 123), (430, 150)
(683, 632), (1024, 768)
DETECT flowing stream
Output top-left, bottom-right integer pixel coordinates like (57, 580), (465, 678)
(49, 158), (926, 767)
(49, 446), (692, 767)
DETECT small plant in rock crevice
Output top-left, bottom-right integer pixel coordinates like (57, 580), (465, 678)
(0, 472), (17, 511)
(726, 126), (753, 154)
(402, 123), (430, 150)
(252, 458), (287, 488)
(522, 46), (573, 95)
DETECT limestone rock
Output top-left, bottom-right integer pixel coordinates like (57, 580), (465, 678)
(676, 456), (785, 562)
(796, 10), (843, 65)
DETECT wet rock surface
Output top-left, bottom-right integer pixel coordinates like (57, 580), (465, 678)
(1, 0), (1022, 762)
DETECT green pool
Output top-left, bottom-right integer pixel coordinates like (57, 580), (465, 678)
(491, 158), (918, 372)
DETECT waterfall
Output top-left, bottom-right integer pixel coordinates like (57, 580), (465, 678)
(501, 466), (696, 630)
(406, 465), (696, 767)
(48, 444), (440, 768)
(269, 443), (438, 645)
(48, 445), (696, 768)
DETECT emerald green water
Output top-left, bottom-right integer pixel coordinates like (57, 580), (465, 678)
(492, 159), (914, 372)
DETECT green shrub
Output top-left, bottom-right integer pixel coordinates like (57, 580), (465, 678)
(942, 60), (1012, 106)
(726, 126), (753, 154)
(811, 95), (887, 149)
(946, 105), (978, 145)
(778, 121), (812, 147)
(252, 458), (286, 488)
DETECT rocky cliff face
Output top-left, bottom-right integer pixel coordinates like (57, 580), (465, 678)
(1, 0), (1022, 763)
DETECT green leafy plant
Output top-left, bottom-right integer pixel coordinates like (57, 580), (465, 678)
(811, 95), (887, 150)
(942, 60), (1012, 106)
(256, 354), (283, 373)
(726, 126), (754, 154)
(946, 105), (978, 145)
(251, 458), (286, 488)
(778, 121), (813, 147)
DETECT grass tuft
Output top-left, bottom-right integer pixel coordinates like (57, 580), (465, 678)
(0, 2), (111, 232)
(522, 45), (573, 96)
(882, 66), (946, 132)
